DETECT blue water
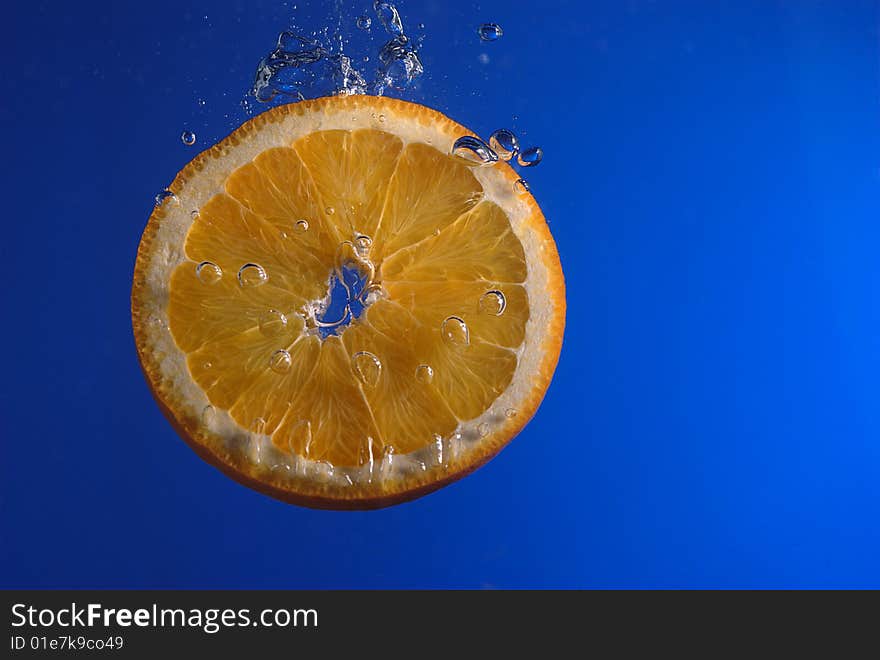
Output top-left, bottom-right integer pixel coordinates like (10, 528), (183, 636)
(2, 0), (879, 588)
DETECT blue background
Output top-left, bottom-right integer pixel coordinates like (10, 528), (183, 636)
(2, 0), (879, 588)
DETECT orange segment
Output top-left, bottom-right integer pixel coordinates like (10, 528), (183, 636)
(132, 95), (565, 509)
(385, 280), (528, 349)
(225, 147), (341, 255)
(184, 193), (329, 301)
(168, 263), (304, 353)
(340, 300), (460, 455)
(272, 337), (382, 465)
(374, 142), (484, 258)
(380, 201), (527, 283)
(293, 129), (403, 240)
(186, 313), (305, 411)
(228, 334), (321, 437)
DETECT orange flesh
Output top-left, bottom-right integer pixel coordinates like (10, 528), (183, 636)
(167, 129), (529, 467)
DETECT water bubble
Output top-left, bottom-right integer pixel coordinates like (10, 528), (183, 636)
(258, 309), (288, 337)
(196, 261), (223, 285)
(238, 263), (268, 287)
(269, 349), (292, 374)
(330, 54), (368, 96)
(356, 15), (372, 30)
(353, 351), (382, 388)
(477, 23), (503, 42)
(505, 408), (517, 418)
(361, 283), (384, 305)
(295, 219), (310, 233)
(190, 209), (201, 219)
(154, 189), (178, 207)
(433, 434), (446, 467)
(374, 1), (404, 36)
(514, 178), (531, 194)
(376, 35), (423, 91)
(415, 364), (434, 384)
(479, 290), (506, 316)
(251, 32), (327, 103)
(489, 129), (519, 161)
(477, 422), (490, 437)
(181, 130), (196, 146)
(517, 146), (543, 167)
(325, 206), (335, 215)
(441, 316), (470, 347)
(201, 405), (215, 425)
(378, 114), (386, 123)
(380, 445), (395, 478)
(355, 234), (373, 256)
(451, 136), (498, 166)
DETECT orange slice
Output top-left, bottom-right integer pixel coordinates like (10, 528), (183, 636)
(131, 95), (565, 509)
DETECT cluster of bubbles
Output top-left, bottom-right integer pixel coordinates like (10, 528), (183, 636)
(451, 127), (542, 193)
(250, 1), (424, 103)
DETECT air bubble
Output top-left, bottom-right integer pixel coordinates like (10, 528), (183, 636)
(477, 23), (503, 42)
(355, 234), (372, 256)
(477, 422), (490, 438)
(181, 130), (196, 146)
(514, 178), (530, 194)
(258, 309), (287, 337)
(269, 349), (292, 374)
(517, 146), (543, 167)
(201, 405), (215, 425)
(325, 206), (335, 215)
(356, 15), (371, 30)
(291, 219), (309, 233)
(374, 1), (404, 36)
(196, 261), (222, 284)
(191, 209), (201, 219)
(415, 364), (434, 384)
(479, 290), (506, 316)
(505, 408), (517, 418)
(353, 351), (382, 387)
(238, 263), (268, 287)
(361, 283), (384, 305)
(154, 189), (178, 207)
(451, 136), (498, 166)
(380, 445), (395, 478)
(251, 32), (327, 103)
(376, 35), (423, 90)
(378, 114), (386, 123)
(433, 434), (446, 467)
(489, 129), (519, 161)
(441, 316), (470, 347)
